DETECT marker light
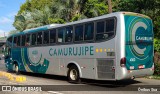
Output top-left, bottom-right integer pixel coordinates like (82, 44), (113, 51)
(96, 48), (99, 53)
(100, 48), (103, 52)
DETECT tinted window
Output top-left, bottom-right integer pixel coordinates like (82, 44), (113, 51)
(75, 25), (83, 41)
(65, 26), (73, 42)
(13, 37), (17, 47)
(96, 18), (116, 41)
(58, 28), (65, 43)
(21, 35), (26, 46)
(17, 36), (21, 46)
(25, 34), (30, 46)
(37, 32), (42, 45)
(106, 19), (115, 32)
(97, 21), (104, 33)
(84, 22), (94, 40)
(50, 29), (56, 43)
(31, 33), (36, 45)
(7, 37), (12, 46)
(43, 31), (49, 44)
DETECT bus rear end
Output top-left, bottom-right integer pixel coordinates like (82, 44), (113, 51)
(120, 13), (154, 79)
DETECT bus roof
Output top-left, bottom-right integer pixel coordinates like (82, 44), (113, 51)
(8, 12), (151, 38)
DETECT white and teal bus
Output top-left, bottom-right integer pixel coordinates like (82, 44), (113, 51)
(4, 12), (154, 82)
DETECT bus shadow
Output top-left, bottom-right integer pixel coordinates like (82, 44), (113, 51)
(80, 78), (142, 88)
(20, 72), (142, 88)
(20, 72), (67, 81)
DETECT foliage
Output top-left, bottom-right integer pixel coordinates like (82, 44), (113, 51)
(13, 0), (160, 39)
(154, 63), (160, 76)
(8, 30), (19, 36)
(83, 0), (108, 18)
(115, 0), (160, 38)
(13, 11), (34, 31)
(48, 18), (65, 24)
(70, 14), (87, 22)
(154, 38), (160, 52)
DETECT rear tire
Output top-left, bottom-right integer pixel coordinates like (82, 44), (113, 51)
(67, 65), (81, 83)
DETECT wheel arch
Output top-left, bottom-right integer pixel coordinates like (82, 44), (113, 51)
(12, 60), (21, 70)
(67, 61), (82, 77)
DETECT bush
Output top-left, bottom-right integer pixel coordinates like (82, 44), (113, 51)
(154, 38), (160, 52)
(154, 38), (160, 76)
(154, 63), (160, 76)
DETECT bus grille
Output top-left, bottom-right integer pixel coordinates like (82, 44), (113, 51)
(97, 59), (115, 79)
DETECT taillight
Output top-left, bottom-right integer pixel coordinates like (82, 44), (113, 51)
(120, 57), (126, 67)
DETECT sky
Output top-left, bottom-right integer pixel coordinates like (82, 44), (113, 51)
(0, 0), (26, 37)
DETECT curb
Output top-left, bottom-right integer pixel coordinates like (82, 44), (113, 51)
(0, 71), (26, 82)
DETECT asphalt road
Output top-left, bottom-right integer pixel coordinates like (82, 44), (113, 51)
(0, 59), (160, 94)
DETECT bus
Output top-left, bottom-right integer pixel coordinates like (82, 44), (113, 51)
(4, 12), (154, 82)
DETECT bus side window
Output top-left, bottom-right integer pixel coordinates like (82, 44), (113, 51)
(37, 32), (42, 45)
(65, 26), (73, 42)
(75, 25), (83, 42)
(106, 19), (115, 32)
(13, 36), (17, 47)
(7, 37), (12, 46)
(43, 30), (49, 44)
(105, 19), (115, 39)
(58, 28), (65, 43)
(50, 29), (56, 43)
(96, 21), (105, 40)
(17, 36), (21, 46)
(84, 22), (94, 40)
(31, 33), (37, 46)
(96, 18), (115, 41)
(21, 35), (26, 46)
(25, 34), (30, 46)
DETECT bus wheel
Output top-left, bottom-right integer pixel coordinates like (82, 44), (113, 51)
(14, 64), (20, 75)
(67, 65), (81, 83)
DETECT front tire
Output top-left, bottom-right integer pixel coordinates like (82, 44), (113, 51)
(14, 64), (20, 75)
(67, 65), (81, 83)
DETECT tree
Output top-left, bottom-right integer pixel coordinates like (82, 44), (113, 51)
(8, 30), (19, 36)
(13, 0), (160, 38)
(13, 11), (36, 31)
(114, 0), (160, 38)
(50, 0), (87, 22)
(83, 0), (108, 18)
(108, 0), (112, 13)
